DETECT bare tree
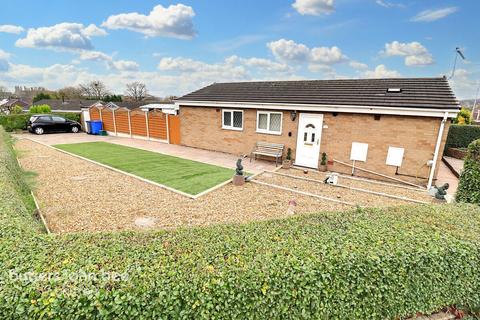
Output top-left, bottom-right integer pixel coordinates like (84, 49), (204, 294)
(125, 82), (147, 101)
(79, 80), (110, 100)
(57, 86), (82, 101)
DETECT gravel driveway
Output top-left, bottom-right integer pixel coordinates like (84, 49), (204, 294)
(16, 139), (349, 233)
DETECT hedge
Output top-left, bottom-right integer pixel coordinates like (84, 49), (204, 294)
(0, 112), (81, 132)
(1, 127), (480, 319)
(445, 124), (480, 151)
(456, 139), (480, 204)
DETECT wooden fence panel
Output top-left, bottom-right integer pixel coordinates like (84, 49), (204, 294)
(168, 115), (181, 145)
(130, 111), (148, 136)
(115, 110), (130, 134)
(148, 111), (167, 140)
(90, 107), (101, 121)
(102, 108), (115, 132)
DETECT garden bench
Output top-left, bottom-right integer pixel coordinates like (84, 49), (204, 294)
(250, 142), (284, 167)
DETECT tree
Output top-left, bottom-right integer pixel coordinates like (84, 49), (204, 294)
(456, 139), (480, 204)
(10, 105), (24, 114)
(57, 86), (82, 101)
(32, 92), (51, 103)
(125, 82), (147, 101)
(453, 107), (472, 125)
(79, 80), (110, 100)
(102, 94), (122, 102)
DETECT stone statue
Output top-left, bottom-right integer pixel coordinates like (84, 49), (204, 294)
(235, 158), (244, 176)
(435, 183), (449, 200)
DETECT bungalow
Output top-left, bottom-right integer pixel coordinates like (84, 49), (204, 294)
(175, 77), (460, 188)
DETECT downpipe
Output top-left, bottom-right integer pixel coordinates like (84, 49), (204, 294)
(427, 112), (449, 190)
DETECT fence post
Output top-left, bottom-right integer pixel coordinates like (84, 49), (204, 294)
(128, 110), (132, 138)
(145, 111), (150, 139)
(112, 108), (117, 136)
(166, 113), (170, 144)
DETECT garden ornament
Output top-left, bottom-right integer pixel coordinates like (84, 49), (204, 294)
(434, 183), (449, 200)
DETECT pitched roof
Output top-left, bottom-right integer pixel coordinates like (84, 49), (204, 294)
(30, 99), (94, 111)
(177, 77), (459, 110)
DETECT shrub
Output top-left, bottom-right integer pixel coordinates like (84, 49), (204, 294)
(29, 104), (51, 114)
(445, 124), (480, 151)
(10, 105), (24, 114)
(32, 92), (51, 103)
(321, 152), (327, 165)
(1, 129), (480, 319)
(453, 107), (472, 125)
(0, 112), (81, 132)
(456, 139), (480, 204)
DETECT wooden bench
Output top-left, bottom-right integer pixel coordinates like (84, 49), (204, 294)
(250, 142), (284, 167)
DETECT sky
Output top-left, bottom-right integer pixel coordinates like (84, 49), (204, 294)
(0, 0), (478, 99)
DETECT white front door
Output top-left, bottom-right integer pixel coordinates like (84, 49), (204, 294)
(295, 113), (323, 168)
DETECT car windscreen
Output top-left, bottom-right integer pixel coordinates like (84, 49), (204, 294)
(29, 116), (39, 123)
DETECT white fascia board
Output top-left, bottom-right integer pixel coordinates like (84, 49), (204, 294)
(175, 100), (460, 118)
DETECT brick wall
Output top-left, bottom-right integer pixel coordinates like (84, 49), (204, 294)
(179, 106), (449, 182)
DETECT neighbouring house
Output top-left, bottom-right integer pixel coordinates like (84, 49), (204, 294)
(175, 77), (460, 187)
(473, 105), (480, 124)
(0, 98), (29, 114)
(30, 99), (95, 113)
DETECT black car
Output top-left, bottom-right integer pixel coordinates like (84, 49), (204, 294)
(27, 115), (81, 135)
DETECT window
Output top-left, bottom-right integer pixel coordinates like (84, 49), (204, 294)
(222, 109), (243, 130)
(256, 111), (282, 135)
(52, 116), (66, 122)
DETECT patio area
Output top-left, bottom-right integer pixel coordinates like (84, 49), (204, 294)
(13, 132), (276, 173)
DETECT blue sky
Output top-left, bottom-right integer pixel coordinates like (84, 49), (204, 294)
(0, 0), (478, 99)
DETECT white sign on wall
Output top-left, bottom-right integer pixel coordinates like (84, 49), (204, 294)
(386, 146), (405, 167)
(350, 142), (369, 162)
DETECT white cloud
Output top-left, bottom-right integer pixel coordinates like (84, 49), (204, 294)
(102, 4), (195, 39)
(384, 41), (434, 66)
(292, 0), (334, 16)
(0, 24), (25, 34)
(363, 64), (401, 78)
(411, 7), (457, 22)
(349, 61), (368, 70)
(267, 39), (347, 69)
(0, 50), (10, 71)
(310, 46), (347, 64)
(375, 0), (405, 8)
(78, 50), (139, 72)
(16, 23), (107, 51)
(449, 69), (480, 100)
(267, 39), (310, 62)
(226, 55), (291, 72)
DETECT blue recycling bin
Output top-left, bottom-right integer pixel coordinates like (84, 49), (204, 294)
(90, 120), (103, 135)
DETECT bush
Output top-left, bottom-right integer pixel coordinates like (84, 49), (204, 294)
(456, 139), (480, 204)
(32, 92), (51, 103)
(445, 124), (480, 151)
(453, 107), (472, 125)
(0, 112), (81, 132)
(1, 128), (480, 319)
(29, 104), (51, 114)
(10, 105), (23, 115)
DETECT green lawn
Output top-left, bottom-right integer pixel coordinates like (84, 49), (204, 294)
(54, 142), (234, 195)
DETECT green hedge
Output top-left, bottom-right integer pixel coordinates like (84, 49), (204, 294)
(0, 113), (81, 132)
(445, 124), (480, 151)
(456, 139), (480, 204)
(1, 127), (480, 319)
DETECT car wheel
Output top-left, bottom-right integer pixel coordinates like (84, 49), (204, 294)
(34, 127), (44, 135)
(71, 126), (80, 133)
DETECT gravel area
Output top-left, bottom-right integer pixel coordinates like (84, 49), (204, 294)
(255, 171), (425, 207)
(278, 168), (433, 203)
(15, 139), (348, 233)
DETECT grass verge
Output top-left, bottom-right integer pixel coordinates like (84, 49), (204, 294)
(54, 141), (234, 195)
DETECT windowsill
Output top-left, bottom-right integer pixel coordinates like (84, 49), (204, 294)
(222, 126), (243, 131)
(256, 129), (282, 136)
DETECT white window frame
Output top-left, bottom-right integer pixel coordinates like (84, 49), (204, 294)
(256, 111), (283, 135)
(222, 109), (244, 131)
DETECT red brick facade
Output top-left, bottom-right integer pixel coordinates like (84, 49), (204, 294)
(179, 106), (450, 183)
